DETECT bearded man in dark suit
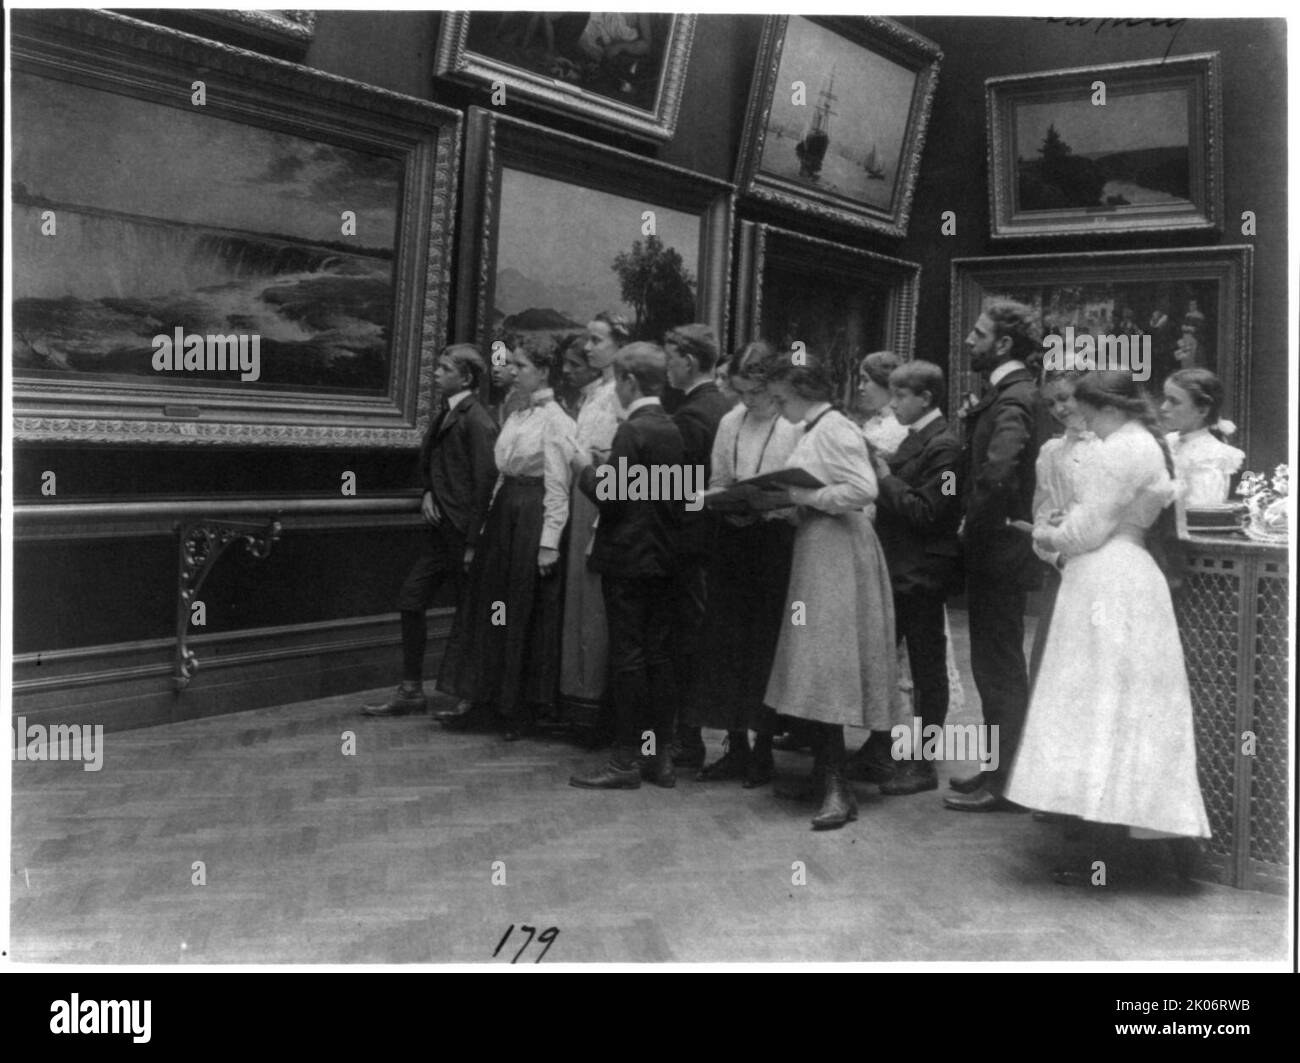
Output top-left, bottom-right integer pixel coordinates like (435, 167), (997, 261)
(945, 301), (1049, 811)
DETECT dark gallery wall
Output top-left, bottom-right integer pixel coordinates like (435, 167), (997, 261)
(11, 13), (1289, 728)
(899, 16), (1289, 471)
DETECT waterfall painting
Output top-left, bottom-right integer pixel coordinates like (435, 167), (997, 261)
(12, 72), (400, 392)
(9, 9), (460, 446)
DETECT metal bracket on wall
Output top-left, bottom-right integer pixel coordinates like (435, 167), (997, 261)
(174, 518), (282, 690)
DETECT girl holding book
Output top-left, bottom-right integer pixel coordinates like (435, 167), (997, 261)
(693, 342), (802, 787)
(760, 352), (897, 830)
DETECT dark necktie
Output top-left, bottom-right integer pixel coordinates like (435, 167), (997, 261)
(430, 400), (450, 438)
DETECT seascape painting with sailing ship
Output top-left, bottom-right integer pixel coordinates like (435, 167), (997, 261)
(758, 16), (917, 210)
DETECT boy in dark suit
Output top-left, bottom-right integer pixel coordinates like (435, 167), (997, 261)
(946, 301), (1050, 811)
(662, 323), (731, 767)
(362, 344), (498, 717)
(870, 360), (963, 795)
(570, 343), (686, 790)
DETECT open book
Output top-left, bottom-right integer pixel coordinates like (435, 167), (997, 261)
(703, 467), (826, 512)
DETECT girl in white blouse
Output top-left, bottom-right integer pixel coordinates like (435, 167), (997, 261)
(1161, 368), (1245, 508)
(693, 342), (803, 787)
(437, 336), (576, 740)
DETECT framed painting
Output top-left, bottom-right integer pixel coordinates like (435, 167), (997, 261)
(132, 9), (320, 59)
(10, 9), (460, 447)
(949, 247), (1253, 447)
(735, 16), (941, 237)
(457, 107), (733, 364)
(987, 54), (1223, 240)
(436, 12), (695, 142)
(734, 222), (921, 408)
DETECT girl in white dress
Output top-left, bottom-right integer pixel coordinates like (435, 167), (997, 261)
(1161, 368), (1245, 507)
(762, 353), (897, 830)
(1006, 371), (1210, 885)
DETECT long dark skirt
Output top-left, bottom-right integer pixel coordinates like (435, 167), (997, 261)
(689, 515), (795, 733)
(436, 480), (564, 720)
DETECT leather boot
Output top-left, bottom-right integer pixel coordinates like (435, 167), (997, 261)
(811, 726), (857, 830)
(698, 731), (750, 782)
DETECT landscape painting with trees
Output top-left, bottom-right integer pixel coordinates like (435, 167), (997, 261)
(1015, 91), (1190, 212)
(493, 166), (699, 358)
(986, 55), (1221, 239)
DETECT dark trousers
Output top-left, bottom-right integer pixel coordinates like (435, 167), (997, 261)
(894, 589), (950, 733)
(602, 575), (678, 762)
(671, 559), (708, 736)
(965, 578), (1028, 795)
(1027, 565), (1061, 693)
(395, 521), (466, 683)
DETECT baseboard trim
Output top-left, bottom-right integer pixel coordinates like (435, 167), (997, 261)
(10, 610), (454, 731)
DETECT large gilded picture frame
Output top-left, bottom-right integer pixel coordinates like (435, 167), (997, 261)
(734, 221), (921, 408)
(10, 9), (460, 448)
(987, 54), (1224, 240)
(735, 15), (941, 237)
(950, 247), (1253, 448)
(457, 108), (733, 361)
(435, 12), (695, 143)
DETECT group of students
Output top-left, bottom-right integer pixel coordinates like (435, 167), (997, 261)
(362, 300), (1243, 881)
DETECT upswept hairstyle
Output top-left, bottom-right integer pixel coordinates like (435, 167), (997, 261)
(592, 311), (632, 346)
(504, 332), (559, 372)
(766, 347), (835, 402)
(860, 350), (901, 390)
(731, 340), (780, 382)
(1166, 367), (1231, 440)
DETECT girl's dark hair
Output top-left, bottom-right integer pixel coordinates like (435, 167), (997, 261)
(505, 332), (559, 372)
(732, 340), (778, 382)
(767, 348), (836, 402)
(1166, 367), (1228, 441)
(1073, 370), (1185, 594)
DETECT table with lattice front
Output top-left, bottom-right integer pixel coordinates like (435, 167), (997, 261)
(1176, 534), (1289, 893)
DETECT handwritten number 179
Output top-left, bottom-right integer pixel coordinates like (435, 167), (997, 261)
(493, 924), (559, 963)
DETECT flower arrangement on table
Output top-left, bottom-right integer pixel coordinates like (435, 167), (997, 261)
(1236, 464), (1290, 543)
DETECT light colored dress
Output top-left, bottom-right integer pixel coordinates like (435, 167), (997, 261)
(764, 406), (897, 728)
(1006, 421), (1211, 838)
(1167, 427), (1245, 506)
(560, 375), (622, 705)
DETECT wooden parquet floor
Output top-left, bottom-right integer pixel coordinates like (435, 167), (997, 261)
(9, 615), (1289, 965)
